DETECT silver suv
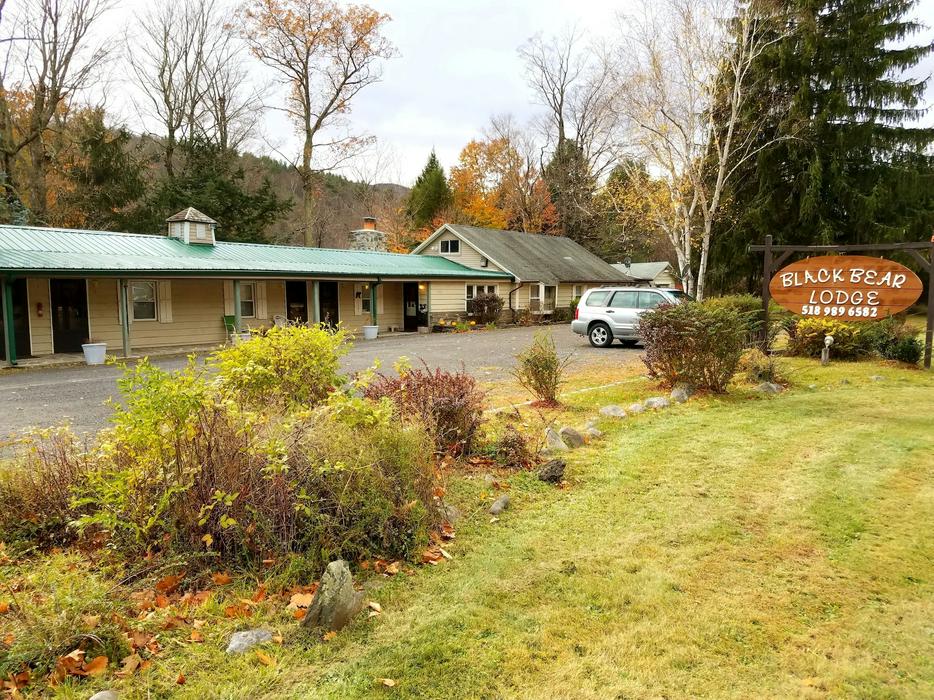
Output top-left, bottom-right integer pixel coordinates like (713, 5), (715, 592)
(571, 287), (687, 347)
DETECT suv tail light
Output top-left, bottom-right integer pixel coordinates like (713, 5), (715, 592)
(574, 305), (579, 320)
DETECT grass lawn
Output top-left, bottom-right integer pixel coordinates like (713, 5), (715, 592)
(3, 359), (933, 699)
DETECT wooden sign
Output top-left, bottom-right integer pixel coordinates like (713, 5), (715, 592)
(769, 255), (923, 320)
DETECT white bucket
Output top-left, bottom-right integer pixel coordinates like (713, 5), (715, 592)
(81, 342), (107, 365)
(362, 325), (379, 340)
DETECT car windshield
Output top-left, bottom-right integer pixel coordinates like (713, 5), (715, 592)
(665, 290), (690, 302)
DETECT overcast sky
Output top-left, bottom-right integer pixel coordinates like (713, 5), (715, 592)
(101, 0), (934, 185)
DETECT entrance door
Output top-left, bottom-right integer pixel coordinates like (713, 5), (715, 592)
(0, 278), (30, 360)
(403, 282), (424, 332)
(285, 281), (308, 323)
(318, 281), (339, 328)
(50, 279), (89, 353)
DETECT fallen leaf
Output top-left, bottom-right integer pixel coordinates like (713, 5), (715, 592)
(2, 632), (14, 646)
(127, 629), (153, 651)
(189, 630), (204, 643)
(255, 650), (275, 667)
(154, 593), (171, 609)
(287, 592), (314, 610)
(211, 571), (233, 586)
(82, 614), (101, 629)
(193, 619), (206, 629)
(83, 656), (108, 676)
(4, 665), (29, 690)
(252, 585), (268, 603)
(201, 533), (213, 548)
(322, 631), (337, 642)
(421, 547), (445, 565)
(367, 601), (382, 614)
(271, 633), (283, 645)
(224, 603), (252, 618)
(155, 572), (185, 594)
(176, 672), (186, 685)
(292, 609), (306, 620)
(0, 600), (9, 614)
(378, 677), (397, 687)
(384, 561), (402, 576)
(115, 653), (142, 678)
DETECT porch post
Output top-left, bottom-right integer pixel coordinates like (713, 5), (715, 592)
(311, 280), (320, 323)
(1, 277), (15, 366)
(426, 282), (432, 331)
(233, 279), (242, 331)
(370, 281), (379, 326)
(118, 279), (131, 357)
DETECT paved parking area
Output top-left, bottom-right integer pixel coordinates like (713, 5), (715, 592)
(0, 325), (639, 437)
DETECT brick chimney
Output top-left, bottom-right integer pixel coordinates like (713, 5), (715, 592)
(349, 216), (387, 251)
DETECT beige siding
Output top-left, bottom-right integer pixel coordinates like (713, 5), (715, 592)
(26, 278), (52, 355)
(421, 232), (506, 272)
(87, 279), (123, 349)
(427, 280), (467, 315)
(653, 271), (677, 287)
(336, 281), (404, 333)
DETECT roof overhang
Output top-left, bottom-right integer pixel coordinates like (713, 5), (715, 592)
(411, 224), (518, 281)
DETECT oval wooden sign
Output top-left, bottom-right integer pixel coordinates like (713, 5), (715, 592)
(769, 255), (923, 321)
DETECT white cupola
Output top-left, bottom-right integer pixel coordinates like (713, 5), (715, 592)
(166, 207), (217, 245)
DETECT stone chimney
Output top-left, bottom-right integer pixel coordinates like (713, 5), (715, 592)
(349, 216), (387, 252)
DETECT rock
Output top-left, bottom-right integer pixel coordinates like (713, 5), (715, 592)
(301, 560), (365, 632)
(584, 427), (603, 439)
(558, 426), (585, 448)
(440, 503), (461, 524)
(544, 427), (568, 451)
(89, 692), (119, 700)
(482, 473), (496, 485)
(840, 378), (850, 385)
(644, 396), (670, 410)
(599, 405), (627, 418)
(490, 494), (510, 515)
(584, 418), (599, 430)
(755, 382), (783, 394)
(670, 386), (691, 404)
(870, 375), (885, 382)
(538, 459), (566, 484)
(627, 402), (645, 414)
(807, 384), (818, 390)
(226, 628), (273, 654)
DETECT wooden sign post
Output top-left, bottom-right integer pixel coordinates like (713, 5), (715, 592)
(750, 237), (934, 369)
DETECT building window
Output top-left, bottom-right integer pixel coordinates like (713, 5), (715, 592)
(361, 283), (372, 314)
(573, 284), (584, 299)
(131, 281), (157, 321)
(440, 239), (460, 254)
(466, 284), (496, 314)
(480, 256), (488, 267)
(240, 282), (256, 318)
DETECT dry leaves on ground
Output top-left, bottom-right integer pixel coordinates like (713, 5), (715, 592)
(49, 649), (108, 685)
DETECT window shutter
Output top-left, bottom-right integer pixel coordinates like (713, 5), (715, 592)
(354, 283), (363, 316)
(256, 281), (268, 319)
(157, 281), (173, 323)
(377, 285), (384, 315)
(223, 281), (234, 315)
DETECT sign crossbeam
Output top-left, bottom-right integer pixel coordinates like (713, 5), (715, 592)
(750, 236), (934, 370)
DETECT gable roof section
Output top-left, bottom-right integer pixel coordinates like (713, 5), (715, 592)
(0, 225), (512, 280)
(166, 207), (217, 224)
(414, 224), (632, 285)
(612, 262), (673, 282)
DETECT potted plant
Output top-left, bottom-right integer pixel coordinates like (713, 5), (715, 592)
(81, 338), (107, 365)
(362, 325), (379, 340)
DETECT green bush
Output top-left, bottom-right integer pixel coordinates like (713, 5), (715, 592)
(787, 316), (921, 364)
(470, 292), (504, 324)
(211, 324), (350, 407)
(512, 331), (571, 406)
(736, 348), (786, 385)
(640, 301), (747, 392)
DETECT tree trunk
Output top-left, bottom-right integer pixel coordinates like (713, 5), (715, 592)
(27, 137), (48, 223)
(696, 217), (712, 301)
(301, 132), (316, 247)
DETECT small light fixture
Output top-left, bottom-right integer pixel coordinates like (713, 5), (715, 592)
(418, 283), (426, 291)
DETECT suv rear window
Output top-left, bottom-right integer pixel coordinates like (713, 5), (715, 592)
(584, 291), (611, 307)
(609, 291), (638, 308)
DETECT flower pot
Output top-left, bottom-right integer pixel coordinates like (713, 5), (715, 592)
(81, 342), (107, 365)
(362, 325), (379, 340)
(417, 326), (430, 334)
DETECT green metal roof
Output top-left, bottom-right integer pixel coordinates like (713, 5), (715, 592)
(0, 225), (512, 280)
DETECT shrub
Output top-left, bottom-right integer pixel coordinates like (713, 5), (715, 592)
(737, 348), (786, 385)
(787, 316), (921, 363)
(363, 361), (487, 454)
(0, 427), (90, 548)
(512, 331), (571, 406)
(470, 292), (504, 324)
(493, 424), (535, 469)
(640, 301), (747, 392)
(211, 324), (349, 407)
(701, 294), (763, 347)
(889, 336), (924, 365)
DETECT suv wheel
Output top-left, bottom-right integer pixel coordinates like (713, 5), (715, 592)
(588, 322), (613, 348)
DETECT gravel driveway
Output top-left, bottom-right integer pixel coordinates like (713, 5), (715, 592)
(0, 325), (639, 437)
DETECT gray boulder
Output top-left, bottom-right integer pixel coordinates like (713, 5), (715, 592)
(301, 560), (365, 632)
(755, 382), (783, 394)
(558, 426), (585, 448)
(599, 405), (627, 418)
(544, 427), (568, 451)
(627, 402), (645, 414)
(584, 426), (603, 439)
(644, 396), (670, 410)
(670, 386), (691, 404)
(870, 375), (885, 382)
(538, 459), (566, 484)
(490, 494), (510, 515)
(226, 628), (273, 654)
(440, 503), (461, 524)
(89, 692), (120, 700)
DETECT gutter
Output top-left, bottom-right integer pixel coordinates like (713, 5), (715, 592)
(507, 281), (524, 323)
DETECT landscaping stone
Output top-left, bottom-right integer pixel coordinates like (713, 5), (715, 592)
(490, 494), (511, 515)
(440, 503), (462, 524)
(538, 459), (566, 484)
(870, 375), (885, 381)
(807, 384), (818, 390)
(544, 427), (568, 451)
(670, 386), (691, 404)
(584, 419), (599, 429)
(755, 382), (783, 394)
(301, 560), (365, 632)
(558, 426), (585, 448)
(89, 692), (119, 700)
(226, 628), (273, 654)
(644, 396), (670, 410)
(584, 426), (603, 439)
(599, 405), (627, 418)
(627, 402), (645, 414)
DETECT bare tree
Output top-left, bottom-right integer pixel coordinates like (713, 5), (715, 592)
(200, 37), (265, 153)
(240, 0), (395, 247)
(0, 0), (111, 219)
(612, 0), (787, 299)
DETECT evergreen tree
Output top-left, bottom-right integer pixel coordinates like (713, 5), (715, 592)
(405, 150), (452, 229)
(126, 138), (292, 242)
(709, 0), (934, 292)
(543, 139), (596, 243)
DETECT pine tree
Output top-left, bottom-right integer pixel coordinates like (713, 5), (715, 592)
(543, 139), (596, 243)
(709, 0), (934, 292)
(405, 150), (452, 229)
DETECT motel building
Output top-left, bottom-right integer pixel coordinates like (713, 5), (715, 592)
(0, 209), (515, 365)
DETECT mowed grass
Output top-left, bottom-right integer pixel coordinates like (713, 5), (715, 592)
(6, 360), (934, 699)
